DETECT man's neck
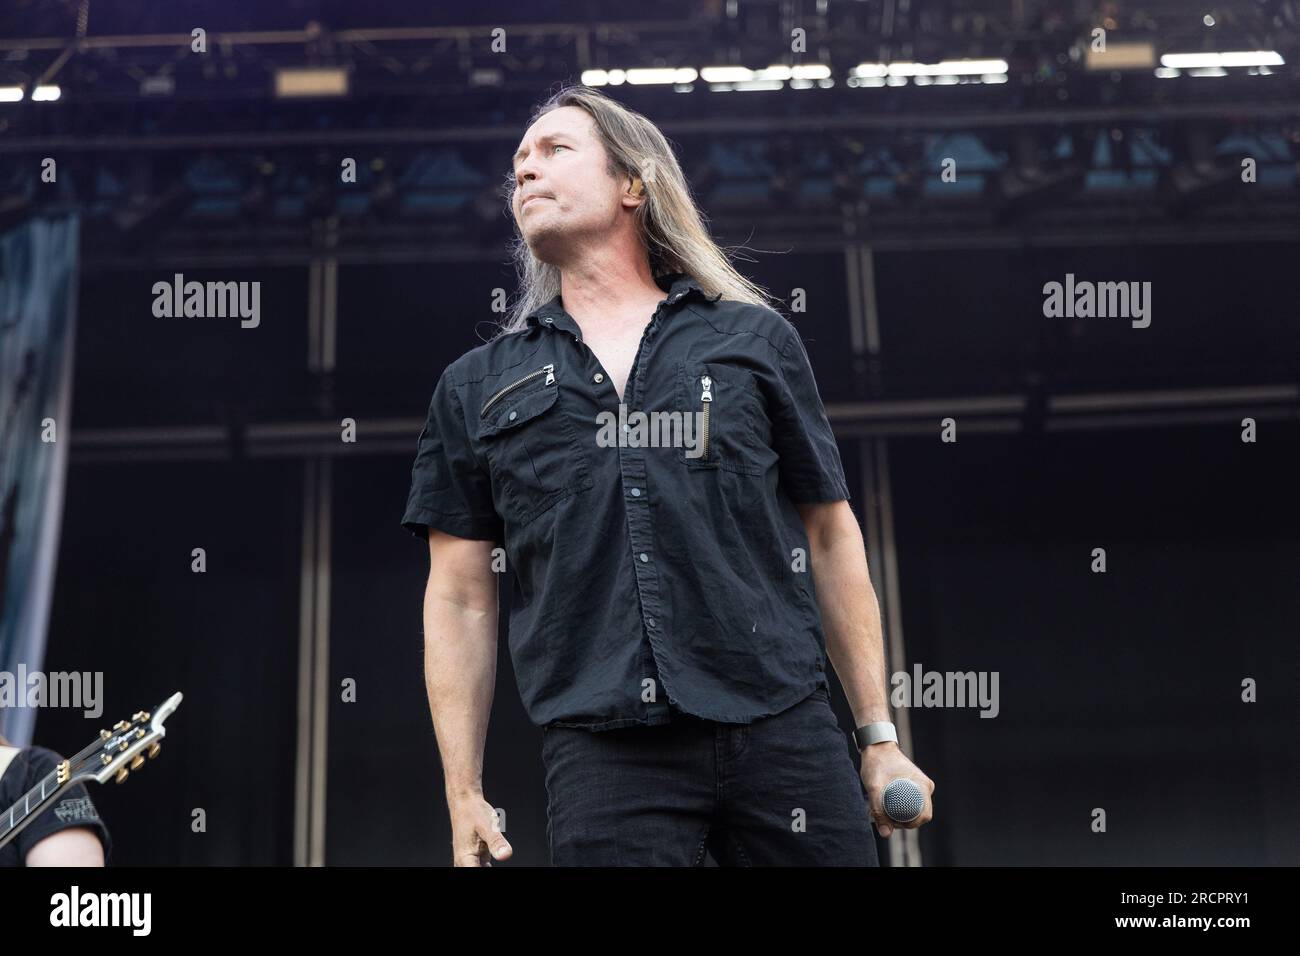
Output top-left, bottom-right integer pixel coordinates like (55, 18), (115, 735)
(558, 259), (665, 329)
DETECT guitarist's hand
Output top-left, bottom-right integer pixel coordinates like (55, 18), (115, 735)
(448, 792), (512, 866)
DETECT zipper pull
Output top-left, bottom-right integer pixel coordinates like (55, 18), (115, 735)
(544, 363), (555, 386)
(700, 375), (712, 402)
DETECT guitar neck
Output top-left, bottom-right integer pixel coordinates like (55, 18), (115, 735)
(0, 768), (68, 852)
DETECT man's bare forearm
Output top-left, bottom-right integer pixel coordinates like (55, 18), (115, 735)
(807, 516), (893, 729)
(423, 583), (499, 800)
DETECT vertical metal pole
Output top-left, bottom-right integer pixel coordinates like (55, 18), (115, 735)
(859, 439), (921, 867)
(294, 459), (317, 867)
(309, 458), (331, 866)
(295, 239), (337, 866)
(847, 233), (921, 866)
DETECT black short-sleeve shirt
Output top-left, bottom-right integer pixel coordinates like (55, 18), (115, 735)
(402, 272), (849, 730)
(0, 745), (112, 866)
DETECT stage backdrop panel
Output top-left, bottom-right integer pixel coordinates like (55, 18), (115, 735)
(42, 458), (303, 865)
(73, 266), (311, 427)
(335, 261), (520, 419)
(873, 243), (1300, 399)
(888, 424), (1300, 865)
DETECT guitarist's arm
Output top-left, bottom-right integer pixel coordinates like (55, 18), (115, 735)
(0, 745), (112, 866)
(25, 827), (105, 866)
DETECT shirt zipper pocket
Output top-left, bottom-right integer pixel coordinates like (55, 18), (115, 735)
(481, 363), (556, 419)
(699, 374), (712, 460)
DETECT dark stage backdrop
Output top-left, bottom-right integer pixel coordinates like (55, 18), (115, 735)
(890, 426), (1300, 865)
(872, 242), (1300, 398)
(41, 459), (302, 865)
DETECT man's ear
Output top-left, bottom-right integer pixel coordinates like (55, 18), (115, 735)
(628, 175), (644, 197)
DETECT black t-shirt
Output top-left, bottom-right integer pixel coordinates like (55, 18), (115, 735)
(0, 745), (112, 867)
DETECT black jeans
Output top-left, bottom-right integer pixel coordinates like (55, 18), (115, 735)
(541, 685), (880, 866)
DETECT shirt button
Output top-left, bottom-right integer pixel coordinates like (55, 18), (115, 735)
(543, 317), (553, 324)
(594, 373), (604, 383)
(630, 488), (641, 497)
(508, 410), (517, 421)
(639, 553), (649, 562)
(647, 618), (656, 629)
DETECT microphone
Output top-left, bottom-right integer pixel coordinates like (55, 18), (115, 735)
(882, 778), (925, 824)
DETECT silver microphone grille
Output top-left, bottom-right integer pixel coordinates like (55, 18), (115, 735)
(882, 778), (925, 824)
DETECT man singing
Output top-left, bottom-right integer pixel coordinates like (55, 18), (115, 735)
(402, 85), (934, 866)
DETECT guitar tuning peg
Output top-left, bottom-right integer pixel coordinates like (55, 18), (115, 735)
(130, 755), (145, 770)
(100, 729), (111, 740)
(113, 720), (129, 732)
(132, 711), (148, 722)
(115, 768), (129, 784)
(148, 743), (162, 759)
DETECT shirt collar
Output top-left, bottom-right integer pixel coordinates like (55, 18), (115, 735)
(525, 272), (720, 331)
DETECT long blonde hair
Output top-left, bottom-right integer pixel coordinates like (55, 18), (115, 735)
(496, 84), (778, 336)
